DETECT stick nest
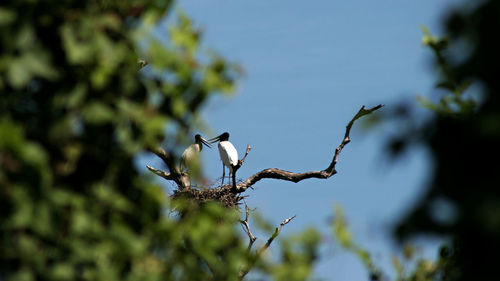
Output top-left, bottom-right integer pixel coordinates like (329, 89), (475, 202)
(171, 187), (244, 208)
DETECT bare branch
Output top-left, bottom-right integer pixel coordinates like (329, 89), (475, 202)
(147, 147), (176, 170)
(237, 145), (252, 168)
(234, 104), (383, 193)
(240, 204), (257, 250)
(230, 145), (252, 192)
(257, 215), (296, 256)
(147, 146), (190, 189)
(146, 165), (176, 180)
(239, 215), (296, 279)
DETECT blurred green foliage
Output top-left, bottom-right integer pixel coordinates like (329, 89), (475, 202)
(332, 205), (377, 274)
(332, 205), (462, 281)
(416, 27), (476, 116)
(337, 1), (500, 279)
(381, 1), (500, 280)
(0, 1), (324, 280)
(2, 0), (497, 280)
(0, 1), (248, 280)
(265, 228), (320, 281)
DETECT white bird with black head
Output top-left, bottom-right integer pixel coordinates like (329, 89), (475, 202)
(209, 132), (238, 186)
(180, 134), (211, 172)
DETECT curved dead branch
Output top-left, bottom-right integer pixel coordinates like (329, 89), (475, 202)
(233, 104), (383, 193)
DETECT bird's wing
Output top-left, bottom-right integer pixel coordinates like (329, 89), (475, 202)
(181, 144), (199, 170)
(219, 141), (238, 167)
(218, 143), (229, 167)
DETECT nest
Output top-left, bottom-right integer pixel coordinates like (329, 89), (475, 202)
(171, 186), (244, 208)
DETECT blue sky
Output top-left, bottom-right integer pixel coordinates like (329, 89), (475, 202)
(148, 0), (463, 280)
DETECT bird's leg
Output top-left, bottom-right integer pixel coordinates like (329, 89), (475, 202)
(231, 165), (237, 192)
(221, 163), (225, 186)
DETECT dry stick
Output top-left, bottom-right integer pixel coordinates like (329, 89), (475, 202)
(234, 104), (383, 193)
(239, 215), (296, 279)
(240, 204), (257, 250)
(146, 165), (175, 180)
(238, 145), (253, 168)
(257, 215), (296, 256)
(230, 145), (252, 192)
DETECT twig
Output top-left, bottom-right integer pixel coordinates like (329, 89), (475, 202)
(257, 215), (296, 256)
(230, 145), (252, 192)
(233, 105), (383, 193)
(237, 145), (252, 168)
(146, 165), (175, 180)
(240, 204), (257, 250)
(239, 215), (296, 279)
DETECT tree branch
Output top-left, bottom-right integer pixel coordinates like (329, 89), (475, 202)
(240, 204), (257, 251)
(231, 145), (252, 191)
(233, 104), (383, 193)
(257, 215), (296, 256)
(146, 146), (190, 189)
(239, 215), (296, 279)
(237, 145), (252, 168)
(146, 165), (176, 180)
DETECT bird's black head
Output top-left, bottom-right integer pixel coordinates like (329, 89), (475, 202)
(194, 134), (211, 148)
(209, 132), (230, 143)
(219, 132), (230, 141)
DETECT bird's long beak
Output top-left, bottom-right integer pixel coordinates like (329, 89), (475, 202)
(208, 135), (221, 144)
(200, 136), (212, 148)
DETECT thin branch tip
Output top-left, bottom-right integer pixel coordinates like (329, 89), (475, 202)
(282, 215), (296, 226)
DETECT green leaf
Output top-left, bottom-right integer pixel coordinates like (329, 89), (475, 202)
(170, 12), (200, 56)
(61, 24), (93, 64)
(82, 102), (115, 124)
(7, 51), (58, 88)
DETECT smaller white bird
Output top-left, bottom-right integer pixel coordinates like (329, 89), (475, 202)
(180, 134), (211, 172)
(209, 132), (238, 186)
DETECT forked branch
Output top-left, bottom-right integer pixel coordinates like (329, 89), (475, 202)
(240, 204), (257, 250)
(239, 214), (296, 279)
(146, 146), (190, 189)
(231, 145), (252, 191)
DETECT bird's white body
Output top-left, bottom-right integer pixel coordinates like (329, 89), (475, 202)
(218, 141), (238, 173)
(209, 132), (238, 186)
(180, 143), (202, 171)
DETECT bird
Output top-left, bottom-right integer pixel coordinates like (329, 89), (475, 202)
(209, 132), (238, 186)
(180, 134), (211, 173)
